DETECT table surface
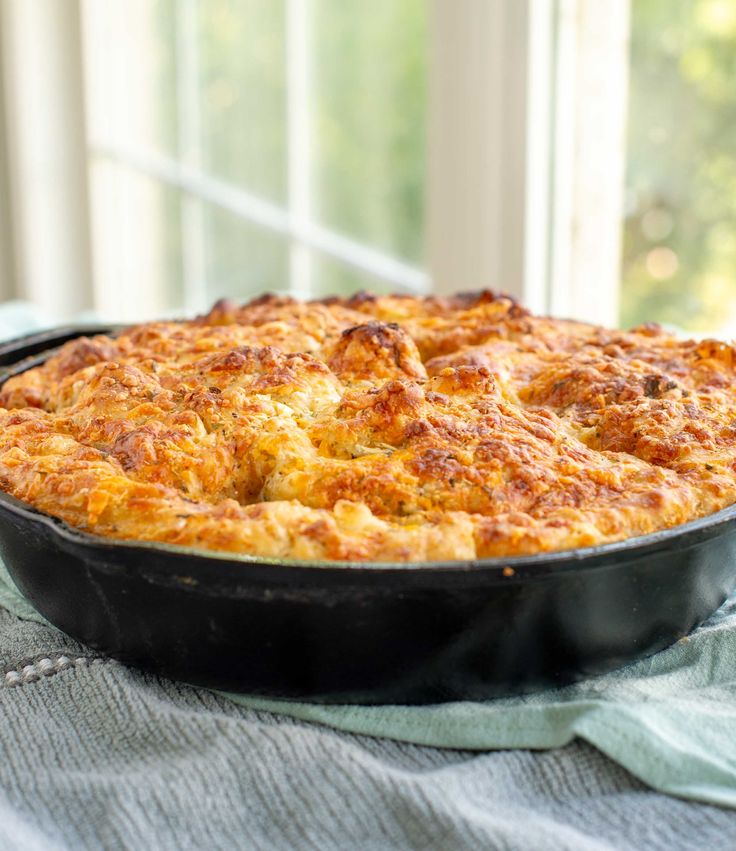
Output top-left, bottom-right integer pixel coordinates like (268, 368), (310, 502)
(0, 606), (732, 851)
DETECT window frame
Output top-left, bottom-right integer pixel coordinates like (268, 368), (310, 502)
(0, 0), (630, 326)
(547, 0), (630, 326)
(0, 0), (94, 319)
(87, 0), (430, 319)
(428, 0), (630, 326)
(0, 7), (14, 303)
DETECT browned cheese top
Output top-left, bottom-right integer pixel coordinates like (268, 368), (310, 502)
(0, 290), (734, 562)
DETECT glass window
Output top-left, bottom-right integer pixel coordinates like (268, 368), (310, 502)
(309, 251), (402, 300)
(82, 0), (428, 316)
(201, 202), (289, 302)
(197, 0), (287, 202)
(311, 0), (427, 265)
(88, 161), (183, 320)
(622, 0), (736, 334)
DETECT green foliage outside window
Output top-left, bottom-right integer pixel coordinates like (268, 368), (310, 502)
(622, 0), (736, 334)
(144, 0), (736, 328)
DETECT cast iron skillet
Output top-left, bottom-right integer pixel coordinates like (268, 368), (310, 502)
(0, 326), (735, 704)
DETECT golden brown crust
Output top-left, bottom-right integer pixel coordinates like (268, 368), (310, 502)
(0, 289), (734, 562)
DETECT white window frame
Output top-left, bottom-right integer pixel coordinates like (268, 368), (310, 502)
(0, 7), (14, 304)
(0, 0), (630, 326)
(429, 0), (630, 326)
(547, 0), (630, 326)
(0, 0), (94, 319)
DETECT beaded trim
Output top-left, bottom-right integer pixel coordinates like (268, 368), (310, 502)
(3, 655), (108, 688)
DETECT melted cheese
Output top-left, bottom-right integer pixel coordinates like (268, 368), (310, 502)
(0, 291), (734, 562)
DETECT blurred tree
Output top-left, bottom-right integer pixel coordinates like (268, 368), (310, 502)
(312, 0), (426, 263)
(622, 0), (736, 334)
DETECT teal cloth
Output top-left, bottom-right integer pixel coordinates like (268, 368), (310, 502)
(2, 302), (736, 812)
(2, 559), (736, 809)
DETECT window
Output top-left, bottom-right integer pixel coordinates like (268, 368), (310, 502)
(5, 0), (733, 337)
(622, 0), (736, 336)
(1, 1), (629, 325)
(82, 0), (429, 321)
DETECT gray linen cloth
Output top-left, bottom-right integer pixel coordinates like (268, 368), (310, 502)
(0, 607), (734, 850)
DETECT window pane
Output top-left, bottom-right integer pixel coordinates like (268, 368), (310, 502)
(622, 0), (736, 334)
(82, 0), (178, 156)
(309, 252), (403, 300)
(84, 0), (427, 315)
(89, 162), (183, 321)
(201, 204), (289, 303)
(197, 0), (287, 202)
(311, 0), (427, 265)
(90, 165), (287, 317)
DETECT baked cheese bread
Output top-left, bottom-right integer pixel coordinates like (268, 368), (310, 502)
(0, 290), (734, 562)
